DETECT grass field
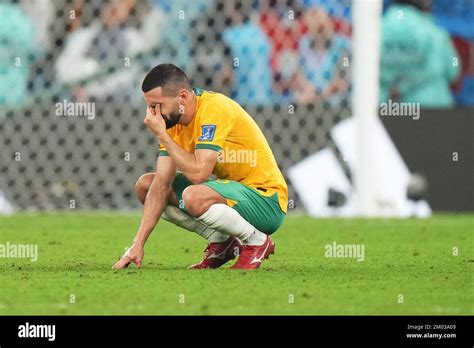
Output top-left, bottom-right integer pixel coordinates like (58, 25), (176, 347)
(0, 213), (472, 315)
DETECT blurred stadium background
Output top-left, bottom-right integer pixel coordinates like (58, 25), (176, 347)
(0, 0), (472, 215)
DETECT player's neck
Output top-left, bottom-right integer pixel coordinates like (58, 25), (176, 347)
(181, 91), (197, 126)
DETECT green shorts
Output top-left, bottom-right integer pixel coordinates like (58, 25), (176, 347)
(172, 172), (286, 234)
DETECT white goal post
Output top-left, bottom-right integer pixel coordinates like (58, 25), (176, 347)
(352, 0), (383, 216)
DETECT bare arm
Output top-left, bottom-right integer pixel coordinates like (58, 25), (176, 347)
(160, 135), (218, 184)
(134, 156), (176, 246)
(145, 105), (218, 184)
(112, 155), (176, 269)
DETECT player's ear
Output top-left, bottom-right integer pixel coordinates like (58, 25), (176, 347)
(178, 88), (189, 103)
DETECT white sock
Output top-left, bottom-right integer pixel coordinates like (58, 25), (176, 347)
(245, 229), (267, 246)
(196, 204), (267, 246)
(162, 206), (229, 242)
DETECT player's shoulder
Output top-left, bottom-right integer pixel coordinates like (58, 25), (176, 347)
(194, 88), (238, 116)
(195, 88), (232, 104)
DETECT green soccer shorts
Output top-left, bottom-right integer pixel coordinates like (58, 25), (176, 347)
(171, 172), (286, 234)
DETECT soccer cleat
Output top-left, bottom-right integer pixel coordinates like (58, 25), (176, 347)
(230, 235), (275, 270)
(189, 237), (242, 269)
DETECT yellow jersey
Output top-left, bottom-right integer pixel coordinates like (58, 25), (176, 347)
(159, 88), (288, 213)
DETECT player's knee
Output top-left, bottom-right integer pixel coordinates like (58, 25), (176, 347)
(135, 173), (153, 192)
(182, 185), (213, 218)
(135, 173), (154, 203)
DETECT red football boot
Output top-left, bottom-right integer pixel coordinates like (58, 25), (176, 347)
(189, 237), (242, 269)
(230, 235), (275, 270)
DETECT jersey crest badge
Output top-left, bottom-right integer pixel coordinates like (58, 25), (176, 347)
(198, 124), (217, 141)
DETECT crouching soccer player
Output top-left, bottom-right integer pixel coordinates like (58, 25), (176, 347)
(112, 63), (288, 270)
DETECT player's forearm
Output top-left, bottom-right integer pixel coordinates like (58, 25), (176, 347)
(159, 135), (204, 183)
(133, 183), (171, 247)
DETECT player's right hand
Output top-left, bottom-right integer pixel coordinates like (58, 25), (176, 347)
(144, 104), (167, 139)
(112, 244), (144, 269)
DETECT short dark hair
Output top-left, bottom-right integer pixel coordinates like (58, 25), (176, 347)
(141, 63), (191, 96)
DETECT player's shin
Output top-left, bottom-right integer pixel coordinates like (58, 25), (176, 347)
(162, 206), (229, 242)
(196, 204), (267, 246)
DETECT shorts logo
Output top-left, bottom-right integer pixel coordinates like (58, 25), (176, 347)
(198, 124), (216, 141)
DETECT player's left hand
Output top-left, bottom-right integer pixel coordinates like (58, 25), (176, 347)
(144, 105), (167, 138)
(112, 244), (144, 269)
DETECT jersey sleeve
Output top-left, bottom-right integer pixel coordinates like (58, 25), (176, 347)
(194, 104), (235, 152)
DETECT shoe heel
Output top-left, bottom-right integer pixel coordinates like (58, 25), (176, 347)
(265, 244), (275, 259)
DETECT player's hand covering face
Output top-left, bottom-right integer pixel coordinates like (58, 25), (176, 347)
(144, 104), (166, 137)
(144, 102), (181, 138)
(147, 100), (182, 130)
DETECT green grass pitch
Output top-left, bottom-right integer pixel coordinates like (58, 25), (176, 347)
(0, 213), (472, 315)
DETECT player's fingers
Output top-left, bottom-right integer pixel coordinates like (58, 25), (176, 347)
(114, 259), (130, 269)
(148, 105), (156, 116)
(135, 259), (142, 269)
(111, 262), (121, 270)
(112, 257), (130, 270)
(145, 106), (154, 121)
(144, 114), (154, 126)
(145, 107), (152, 119)
(148, 106), (160, 119)
(111, 260), (122, 269)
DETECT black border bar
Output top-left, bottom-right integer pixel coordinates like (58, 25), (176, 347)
(0, 315), (472, 346)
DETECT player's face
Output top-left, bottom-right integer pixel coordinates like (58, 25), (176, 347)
(144, 87), (184, 129)
(159, 98), (183, 129)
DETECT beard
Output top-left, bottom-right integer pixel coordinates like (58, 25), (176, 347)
(163, 109), (182, 129)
